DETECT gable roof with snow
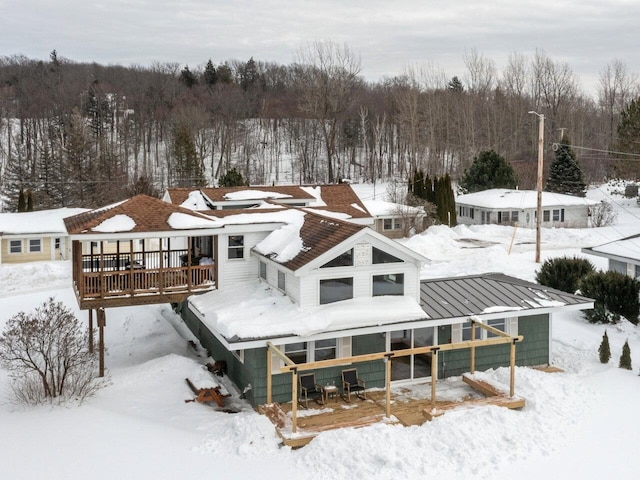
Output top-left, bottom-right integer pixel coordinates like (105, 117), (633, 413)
(420, 273), (593, 321)
(456, 189), (599, 209)
(164, 184), (372, 221)
(0, 208), (89, 236)
(582, 233), (640, 263)
(253, 209), (366, 271)
(64, 194), (223, 236)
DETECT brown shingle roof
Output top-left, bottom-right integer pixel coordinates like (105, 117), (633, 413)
(275, 210), (366, 271)
(64, 194), (221, 235)
(165, 186), (316, 204)
(317, 184), (371, 218)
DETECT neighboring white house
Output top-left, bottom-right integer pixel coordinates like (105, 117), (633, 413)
(456, 189), (599, 228)
(582, 234), (640, 279)
(362, 199), (427, 239)
(0, 208), (88, 265)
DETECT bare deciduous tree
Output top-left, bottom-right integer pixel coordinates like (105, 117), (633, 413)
(0, 297), (102, 405)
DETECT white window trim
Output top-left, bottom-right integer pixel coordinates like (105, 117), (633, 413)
(456, 317), (518, 342)
(271, 337), (351, 374)
(227, 235), (245, 261)
(29, 238), (43, 253)
(9, 239), (23, 254)
(232, 350), (245, 363)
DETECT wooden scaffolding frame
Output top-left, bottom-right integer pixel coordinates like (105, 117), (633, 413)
(267, 319), (523, 433)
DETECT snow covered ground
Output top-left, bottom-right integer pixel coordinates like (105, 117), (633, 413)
(1, 183), (640, 479)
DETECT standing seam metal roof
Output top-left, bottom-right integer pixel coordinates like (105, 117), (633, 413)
(420, 273), (593, 320)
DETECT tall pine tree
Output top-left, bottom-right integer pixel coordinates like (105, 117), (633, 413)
(459, 150), (517, 193)
(615, 97), (640, 178)
(546, 134), (586, 197)
(172, 125), (206, 187)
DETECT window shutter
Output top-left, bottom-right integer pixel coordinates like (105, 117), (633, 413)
(340, 337), (352, 358)
(451, 323), (462, 343)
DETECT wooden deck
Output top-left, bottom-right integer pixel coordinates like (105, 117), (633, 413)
(260, 377), (526, 448)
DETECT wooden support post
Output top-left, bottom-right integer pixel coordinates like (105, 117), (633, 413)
(385, 354), (392, 418)
(88, 309), (94, 353)
(266, 348), (272, 404)
(291, 369), (298, 434)
(97, 308), (106, 378)
(510, 339), (516, 397)
(430, 349), (438, 408)
(470, 320), (476, 374)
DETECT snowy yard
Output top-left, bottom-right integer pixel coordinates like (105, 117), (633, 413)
(1, 183), (639, 479)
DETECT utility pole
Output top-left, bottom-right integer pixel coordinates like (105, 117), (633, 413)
(529, 111), (544, 263)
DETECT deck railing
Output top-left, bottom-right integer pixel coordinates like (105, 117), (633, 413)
(76, 249), (215, 300)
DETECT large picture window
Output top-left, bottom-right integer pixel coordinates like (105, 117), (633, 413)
(228, 235), (244, 259)
(373, 273), (404, 296)
(319, 277), (353, 304)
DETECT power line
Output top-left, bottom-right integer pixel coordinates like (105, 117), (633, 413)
(559, 143), (640, 159)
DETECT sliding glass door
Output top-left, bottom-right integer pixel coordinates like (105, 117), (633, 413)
(389, 327), (435, 381)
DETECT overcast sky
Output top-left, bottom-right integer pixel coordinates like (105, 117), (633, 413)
(3, 0), (639, 97)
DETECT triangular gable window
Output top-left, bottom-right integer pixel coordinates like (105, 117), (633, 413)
(372, 246), (403, 264)
(320, 248), (354, 268)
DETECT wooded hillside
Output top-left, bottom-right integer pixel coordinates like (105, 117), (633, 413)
(0, 46), (637, 210)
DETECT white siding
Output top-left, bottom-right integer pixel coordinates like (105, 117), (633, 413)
(218, 231), (270, 289)
(297, 247), (421, 308)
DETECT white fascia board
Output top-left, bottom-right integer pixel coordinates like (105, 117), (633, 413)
(68, 228), (223, 242)
(212, 300), (594, 351)
(218, 222), (286, 234)
(293, 228), (425, 276)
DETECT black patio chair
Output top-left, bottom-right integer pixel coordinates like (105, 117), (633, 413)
(298, 373), (324, 408)
(342, 368), (366, 402)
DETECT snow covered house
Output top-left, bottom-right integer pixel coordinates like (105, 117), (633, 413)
(63, 192), (594, 408)
(582, 234), (640, 278)
(362, 199), (427, 239)
(456, 189), (599, 228)
(0, 207), (87, 265)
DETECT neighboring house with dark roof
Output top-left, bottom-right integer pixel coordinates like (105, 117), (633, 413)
(582, 234), (640, 278)
(163, 183), (374, 226)
(64, 192), (594, 408)
(456, 189), (599, 228)
(0, 208), (88, 265)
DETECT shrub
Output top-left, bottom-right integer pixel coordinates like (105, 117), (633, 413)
(535, 256), (595, 294)
(579, 271), (640, 324)
(598, 331), (611, 364)
(218, 167), (245, 187)
(591, 201), (617, 227)
(0, 297), (102, 405)
(619, 340), (632, 370)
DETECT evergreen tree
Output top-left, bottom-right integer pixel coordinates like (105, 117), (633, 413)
(240, 57), (259, 92)
(424, 175), (436, 204)
(217, 63), (233, 84)
(179, 65), (198, 88)
(17, 188), (26, 212)
(218, 167), (245, 187)
(203, 59), (218, 87)
(615, 97), (640, 178)
(619, 339), (632, 370)
(598, 330), (611, 364)
(447, 76), (464, 92)
(410, 170), (426, 200)
(546, 134), (586, 197)
(443, 173), (457, 226)
(172, 125), (206, 187)
(459, 150), (517, 193)
(26, 190), (34, 211)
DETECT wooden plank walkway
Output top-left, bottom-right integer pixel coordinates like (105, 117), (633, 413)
(260, 377), (526, 448)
